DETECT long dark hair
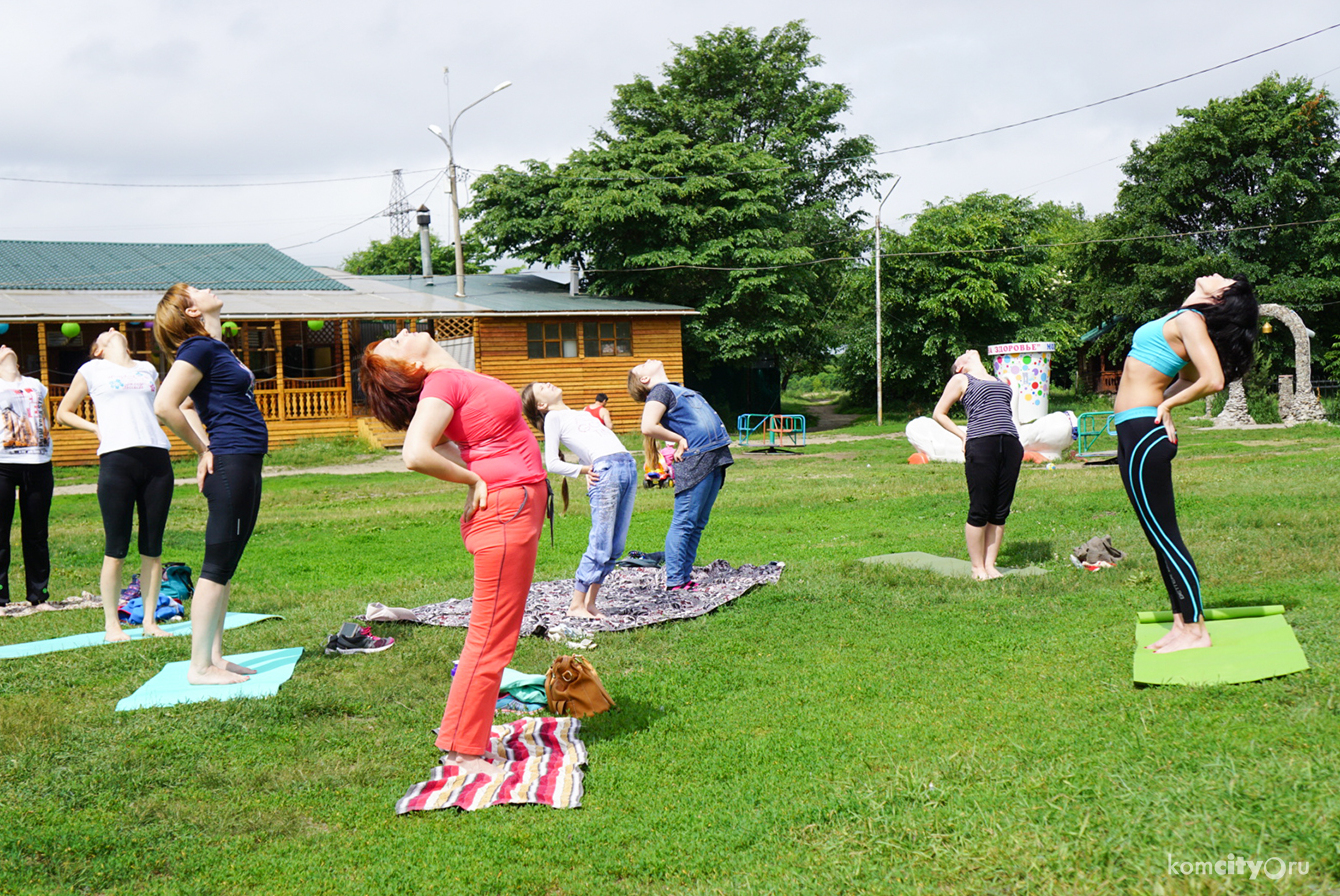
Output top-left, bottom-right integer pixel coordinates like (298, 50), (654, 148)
(1199, 276), (1259, 382)
(520, 382), (568, 511)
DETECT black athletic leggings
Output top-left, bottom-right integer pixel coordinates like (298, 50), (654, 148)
(98, 446), (174, 559)
(1117, 415), (1203, 621)
(0, 461), (52, 604)
(200, 453), (264, 585)
(964, 434), (1024, 527)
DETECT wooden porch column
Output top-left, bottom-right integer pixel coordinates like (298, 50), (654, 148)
(37, 322), (49, 384)
(341, 319), (353, 417)
(272, 320), (287, 421)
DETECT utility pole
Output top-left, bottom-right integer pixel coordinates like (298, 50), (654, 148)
(874, 176), (901, 427)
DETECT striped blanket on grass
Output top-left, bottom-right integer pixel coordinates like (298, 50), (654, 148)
(396, 716), (586, 813)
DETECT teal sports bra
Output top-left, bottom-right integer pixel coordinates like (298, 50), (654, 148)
(1128, 308), (1203, 377)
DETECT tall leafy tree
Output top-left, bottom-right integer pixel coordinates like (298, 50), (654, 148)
(834, 192), (1086, 403)
(1074, 75), (1340, 372)
(342, 231), (491, 277)
(470, 22), (879, 384)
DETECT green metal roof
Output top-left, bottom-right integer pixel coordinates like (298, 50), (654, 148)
(368, 273), (694, 315)
(0, 240), (351, 291)
(1080, 316), (1124, 343)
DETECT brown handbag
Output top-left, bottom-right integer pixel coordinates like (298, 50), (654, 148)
(545, 655), (615, 718)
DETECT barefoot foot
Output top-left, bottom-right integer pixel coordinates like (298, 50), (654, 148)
(566, 607), (604, 619)
(104, 629), (131, 643)
(440, 751), (502, 777)
(1153, 630), (1212, 653)
(186, 664), (250, 685)
(985, 568), (1005, 579)
(219, 660), (257, 675)
(141, 624), (173, 638)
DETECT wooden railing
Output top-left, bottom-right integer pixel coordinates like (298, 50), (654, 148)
(50, 380), (350, 426)
(46, 384), (94, 425)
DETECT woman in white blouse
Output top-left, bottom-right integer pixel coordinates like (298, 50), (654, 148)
(57, 328), (178, 641)
(522, 382), (636, 618)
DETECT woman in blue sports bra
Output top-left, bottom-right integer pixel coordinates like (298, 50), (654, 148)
(1114, 274), (1258, 653)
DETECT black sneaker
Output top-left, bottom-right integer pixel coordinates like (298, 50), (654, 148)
(325, 625), (395, 656)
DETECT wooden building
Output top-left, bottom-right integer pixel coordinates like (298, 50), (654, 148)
(0, 241), (693, 465)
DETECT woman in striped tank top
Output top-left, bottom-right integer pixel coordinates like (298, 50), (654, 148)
(932, 350), (1023, 580)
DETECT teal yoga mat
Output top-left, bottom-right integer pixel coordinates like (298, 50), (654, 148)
(0, 613), (281, 660)
(116, 647), (304, 711)
(1133, 606), (1309, 686)
(860, 551), (1046, 577)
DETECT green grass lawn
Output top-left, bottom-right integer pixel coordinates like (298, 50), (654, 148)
(2, 416), (1336, 895)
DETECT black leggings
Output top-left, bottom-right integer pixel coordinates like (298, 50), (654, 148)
(964, 434), (1024, 526)
(98, 447), (174, 559)
(0, 461), (52, 604)
(200, 453), (264, 585)
(1117, 417), (1202, 621)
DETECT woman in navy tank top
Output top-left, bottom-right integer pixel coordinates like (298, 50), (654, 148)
(932, 349), (1023, 580)
(1114, 274), (1258, 653)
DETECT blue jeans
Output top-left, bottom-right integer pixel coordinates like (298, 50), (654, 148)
(665, 466), (725, 587)
(574, 453), (638, 590)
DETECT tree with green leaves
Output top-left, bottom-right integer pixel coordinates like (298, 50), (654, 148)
(469, 21), (879, 386)
(342, 231), (492, 277)
(834, 192), (1087, 403)
(1074, 74), (1340, 388)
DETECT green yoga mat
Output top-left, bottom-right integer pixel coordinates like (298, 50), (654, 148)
(0, 613), (281, 660)
(1133, 606), (1309, 686)
(860, 551), (1046, 577)
(116, 647), (304, 711)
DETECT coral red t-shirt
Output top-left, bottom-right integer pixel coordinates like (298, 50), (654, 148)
(418, 368), (545, 489)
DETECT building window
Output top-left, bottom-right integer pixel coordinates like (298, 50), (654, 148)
(583, 321), (632, 357)
(527, 322), (577, 359)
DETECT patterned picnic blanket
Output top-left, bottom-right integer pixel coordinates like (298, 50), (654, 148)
(396, 716), (586, 813)
(1, 591), (101, 619)
(410, 559), (784, 636)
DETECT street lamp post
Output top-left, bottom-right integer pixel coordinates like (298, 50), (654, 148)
(428, 78), (512, 298)
(873, 176), (901, 427)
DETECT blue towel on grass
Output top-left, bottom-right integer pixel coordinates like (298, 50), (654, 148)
(0, 613), (281, 660)
(116, 647), (304, 711)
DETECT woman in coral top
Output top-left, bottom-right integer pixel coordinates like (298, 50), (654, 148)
(361, 330), (547, 778)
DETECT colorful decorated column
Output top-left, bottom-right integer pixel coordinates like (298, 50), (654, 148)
(987, 341), (1056, 423)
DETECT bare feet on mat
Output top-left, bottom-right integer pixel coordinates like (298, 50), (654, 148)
(566, 606), (605, 619)
(1154, 628), (1212, 653)
(984, 567), (1005, 579)
(187, 664), (250, 685)
(218, 659), (257, 675)
(141, 623), (172, 638)
(104, 628), (131, 643)
(1145, 616), (1185, 651)
(970, 568), (990, 581)
(441, 751), (501, 777)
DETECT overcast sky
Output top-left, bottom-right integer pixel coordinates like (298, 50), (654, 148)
(2, 1), (1337, 271)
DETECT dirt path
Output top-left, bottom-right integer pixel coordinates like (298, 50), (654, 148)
(53, 455), (409, 497)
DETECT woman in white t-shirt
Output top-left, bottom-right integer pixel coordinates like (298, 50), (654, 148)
(522, 382), (636, 619)
(0, 344), (54, 607)
(57, 328), (177, 642)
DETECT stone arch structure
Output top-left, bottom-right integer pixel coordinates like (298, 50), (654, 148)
(1215, 303), (1327, 426)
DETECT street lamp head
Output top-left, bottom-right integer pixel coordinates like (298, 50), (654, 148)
(492, 81), (513, 93)
(427, 124), (444, 137)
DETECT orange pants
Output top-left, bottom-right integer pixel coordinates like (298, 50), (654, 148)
(435, 482), (546, 754)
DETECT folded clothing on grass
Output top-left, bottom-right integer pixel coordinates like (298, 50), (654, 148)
(397, 716), (586, 813)
(1133, 605), (1309, 686)
(409, 559), (784, 635)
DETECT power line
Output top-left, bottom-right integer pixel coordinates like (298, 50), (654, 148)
(0, 167), (441, 189)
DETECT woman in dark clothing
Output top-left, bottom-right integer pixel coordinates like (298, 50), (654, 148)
(1115, 274), (1257, 653)
(932, 349), (1023, 580)
(153, 283), (269, 685)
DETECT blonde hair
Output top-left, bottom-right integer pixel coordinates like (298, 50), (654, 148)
(627, 369), (650, 403)
(154, 283), (209, 356)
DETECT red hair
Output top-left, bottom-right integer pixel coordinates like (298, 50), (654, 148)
(359, 341), (429, 431)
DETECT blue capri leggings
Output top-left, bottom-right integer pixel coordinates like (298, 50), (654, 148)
(1116, 409), (1203, 622)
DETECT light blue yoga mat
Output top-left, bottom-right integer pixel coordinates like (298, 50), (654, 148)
(0, 613), (281, 660)
(116, 647), (304, 711)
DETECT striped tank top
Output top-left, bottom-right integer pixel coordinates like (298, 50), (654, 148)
(961, 374), (1018, 439)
